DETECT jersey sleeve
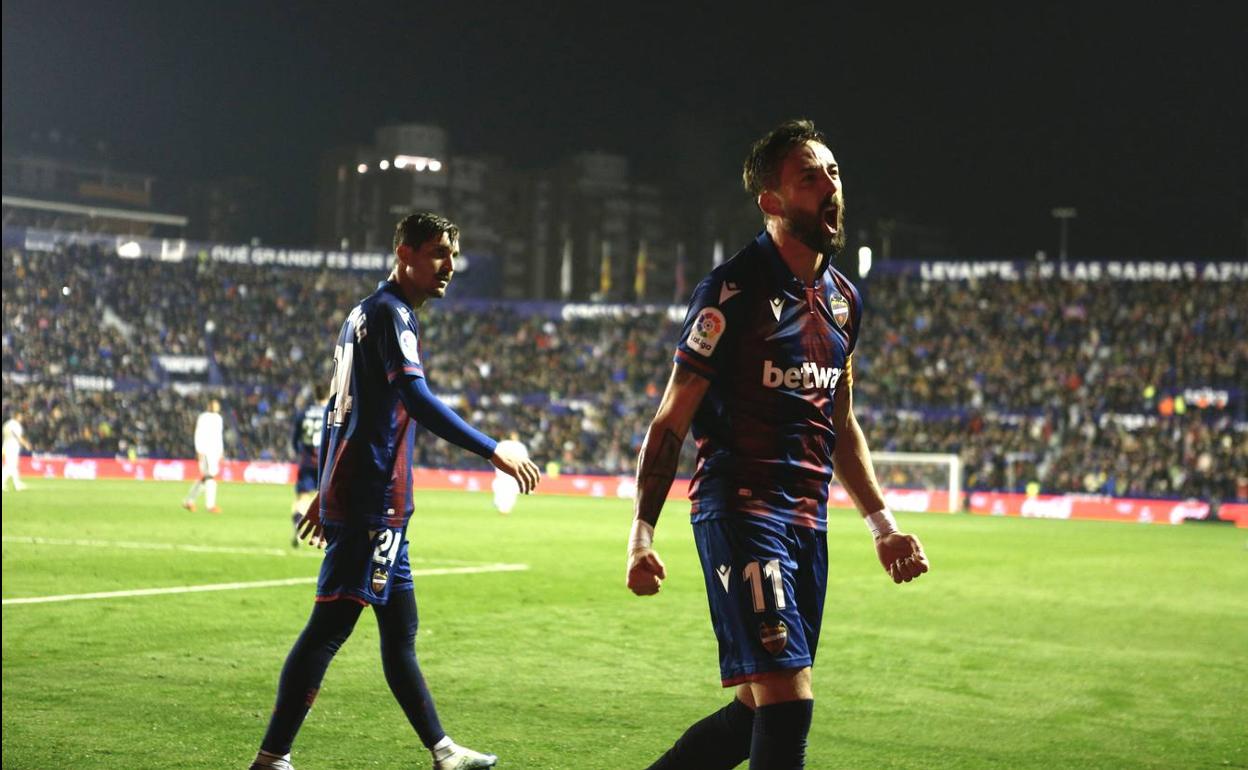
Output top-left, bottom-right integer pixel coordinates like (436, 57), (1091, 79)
(394, 376), (498, 459)
(673, 276), (740, 381)
(378, 302), (425, 383)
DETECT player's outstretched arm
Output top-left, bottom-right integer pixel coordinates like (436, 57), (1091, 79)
(396, 375), (541, 493)
(490, 443), (541, 495)
(831, 368), (930, 584)
(627, 364), (710, 596)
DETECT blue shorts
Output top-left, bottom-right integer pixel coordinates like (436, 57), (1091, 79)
(294, 467), (318, 495)
(693, 515), (828, 686)
(315, 523), (413, 605)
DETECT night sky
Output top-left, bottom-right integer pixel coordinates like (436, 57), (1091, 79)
(3, 1), (1246, 258)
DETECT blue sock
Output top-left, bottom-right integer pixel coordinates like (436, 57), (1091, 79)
(749, 699), (814, 770)
(374, 589), (446, 749)
(646, 698), (754, 770)
(260, 599), (364, 755)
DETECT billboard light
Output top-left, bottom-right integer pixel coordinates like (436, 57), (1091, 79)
(391, 155), (444, 173)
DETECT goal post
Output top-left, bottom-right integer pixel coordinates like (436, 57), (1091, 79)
(838, 451), (962, 514)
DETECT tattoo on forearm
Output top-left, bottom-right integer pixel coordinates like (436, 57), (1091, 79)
(636, 428), (683, 527)
(671, 366), (700, 386)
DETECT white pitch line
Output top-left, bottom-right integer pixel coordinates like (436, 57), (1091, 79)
(3, 535), (315, 558)
(0, 536), (484, 565)
(2, 563), (529, 606)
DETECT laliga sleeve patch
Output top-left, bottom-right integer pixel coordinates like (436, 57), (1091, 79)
(399, 330), (420, 364)
(686, 307), (727, 357)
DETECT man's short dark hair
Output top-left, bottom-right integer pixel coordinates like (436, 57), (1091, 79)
(742, 119), (828, 196)
(393, 212), (460, 251)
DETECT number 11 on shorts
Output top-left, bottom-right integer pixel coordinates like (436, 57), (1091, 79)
(742, 559), (786, 612)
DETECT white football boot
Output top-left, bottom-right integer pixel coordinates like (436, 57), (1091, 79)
(433, 744), (498, 769)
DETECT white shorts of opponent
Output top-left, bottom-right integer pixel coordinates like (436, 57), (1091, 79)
(199, 453), (222, 478)
(492, 472), (520, 514)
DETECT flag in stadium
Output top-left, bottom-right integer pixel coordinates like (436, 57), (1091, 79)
(599, 239), (612, 296)
(674, 241), (687, 303)
(634, 240), (647, 300)
(560, 236), (572, 299)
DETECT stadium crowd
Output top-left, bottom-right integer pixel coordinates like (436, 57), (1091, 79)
(3, 243), (1245, 503)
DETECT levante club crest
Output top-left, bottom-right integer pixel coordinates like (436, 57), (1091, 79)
(759, 620), (789, 655)
(371, 568), (389, 593)
(829, 291), (850, 328)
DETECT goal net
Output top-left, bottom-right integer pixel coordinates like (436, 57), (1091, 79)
(832, 451), (961, 514)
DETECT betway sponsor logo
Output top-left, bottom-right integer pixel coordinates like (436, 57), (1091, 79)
(762, 360), (842, 391)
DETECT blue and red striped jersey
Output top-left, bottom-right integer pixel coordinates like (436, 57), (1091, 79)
(318, 281), (425, 528)
(674, 231), (863, 531)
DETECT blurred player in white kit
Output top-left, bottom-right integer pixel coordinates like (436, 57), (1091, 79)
(491, 435), (528, 514)
(183, 399), (225, 513)
(2, 412), (33, 492)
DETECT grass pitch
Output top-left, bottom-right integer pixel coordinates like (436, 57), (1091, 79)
(2, 480), (1246, 769)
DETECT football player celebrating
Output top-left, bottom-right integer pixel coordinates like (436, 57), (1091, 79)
(626, 120), (929, 769)
(249, 213), (540, 770)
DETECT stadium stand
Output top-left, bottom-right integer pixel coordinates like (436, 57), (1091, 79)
(3, 239), (1244, 505)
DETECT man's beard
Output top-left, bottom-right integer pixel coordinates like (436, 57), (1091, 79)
(785, 196), (846, 256)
